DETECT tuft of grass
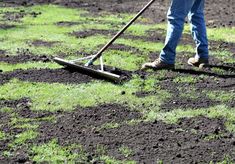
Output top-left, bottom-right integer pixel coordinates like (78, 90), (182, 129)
(0, 62), (61, 72)
(11, 130), (38, 146)
(204, 133), (227, 141)
(14, 123), (39, 130)
(206, 91), (235, 103)
(31, 139), (87, 163)
(0, 131), (6, 140)
(98, 122), (120, 131)
(118, 146), (134, 158)
(10, 115), (55, 126)
(173, 75), (198, 84)
(95, 144), (107, 156)
(100, 155), (136, 164)
(212, 155), (234, 164)
(0, 107), (13, 113)
(178, 87), (200, 99)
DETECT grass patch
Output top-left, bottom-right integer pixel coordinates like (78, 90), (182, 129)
(10, 114), (55, 126)
(31, 139), (87, 163)
(98, 122), (120, 131)
(103, 50), (146, 71)
(100, 155), (136, 164)
(207, 27), (235, 43)
(0, 62), (61, 72)
(147, 105), (235, 133)
(0, 107), (13, 113)
(0, 131), (6, 140)
(211, 51), (235, 63)
(206, 91), (235, 102)
(173, 75), (198, 84)
(118, 146), (134, 158)
(14, 123), (39, 130)
(204, 133), (227, 141)
(0, 77), (170, 112)
(10, 130), (38, 146)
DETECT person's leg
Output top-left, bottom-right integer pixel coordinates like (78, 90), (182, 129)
(188, 0), (209, 60)
(159, 0), (195, 64)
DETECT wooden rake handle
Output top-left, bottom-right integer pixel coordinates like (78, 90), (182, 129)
(85, 0), (156, 66)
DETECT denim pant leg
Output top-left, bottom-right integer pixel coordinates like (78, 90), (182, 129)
(188, 0), (209, 59)
(160, 0), (195, 64)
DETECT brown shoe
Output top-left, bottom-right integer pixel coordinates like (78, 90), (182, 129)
(141, 58), (175, 70)
(187, 57), (209, 68)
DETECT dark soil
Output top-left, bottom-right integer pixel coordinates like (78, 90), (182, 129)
(37, 106), (235, 163)
(56, 19), (123, 27)
(160, 96), (221, 112)
(71, 28), (235, 57)
(0, 24), (16, 29)
(71, 28), (165, 43)
(108, 43), (144, 55)
(1, 0), (234, 27)
(2, 10), (41, 22)
(1, 68), (94, 85)
(0, 97), (30, 109)
(0, 54), (51, 64)
(0, 98), (53, 164)
(30, 40), (58, 47)
(0, 1), (234, 163)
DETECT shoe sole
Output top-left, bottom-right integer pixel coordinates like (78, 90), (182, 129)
(187, 61), (208, 68)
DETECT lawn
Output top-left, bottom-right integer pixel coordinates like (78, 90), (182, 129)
(0, 1), (235, 163)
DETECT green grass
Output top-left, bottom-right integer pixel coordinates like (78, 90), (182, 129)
(118, 146), (134, 158)
(206, 91), (235, 102)
(0, 77), (170, 112)
(100, 156), (136, 164)
(173, 75), (198, 84)
(0, 62), (61, 72)
(1, 3), (235, 163)
(10, 115), (55, 126)
(148, 105), (235, 133)
(207, 27), (235, 43)
(31, 139), (87, 163)
(0, 107), (13, 113)
(211, 50), (235, 63)
(98, 122), (120, 131)
(12, 130), (38, 146)
(103, 50), (147, 71)
(0, 131), (6, 140)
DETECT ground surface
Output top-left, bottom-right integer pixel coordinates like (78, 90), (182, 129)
(0, 0), (235, 163)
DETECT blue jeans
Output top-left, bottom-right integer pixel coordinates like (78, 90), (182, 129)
(160, 0), (209, 64)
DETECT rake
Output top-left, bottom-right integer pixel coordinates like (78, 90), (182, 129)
(54, 0), (155, 82)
